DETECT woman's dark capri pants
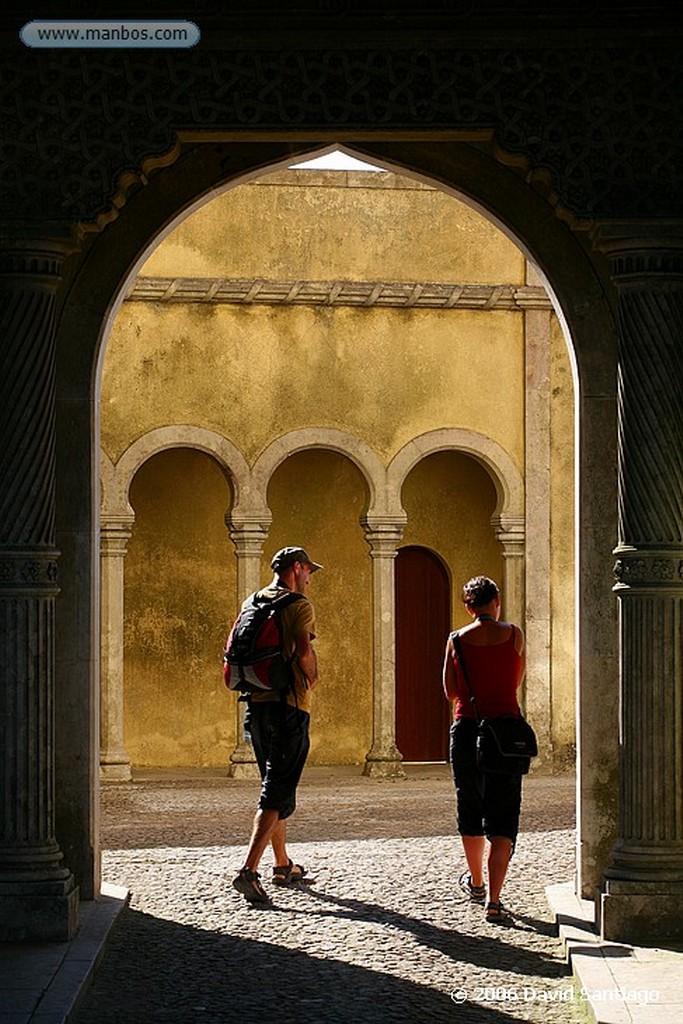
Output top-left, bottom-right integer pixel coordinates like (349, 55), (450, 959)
(245, 701), (310, 820)
(449, 717), (522, 844)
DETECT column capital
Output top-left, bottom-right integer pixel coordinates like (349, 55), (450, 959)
(613, 545), (683, 596)
(361, 513), (407, 554)
(0, 549), (59, 596)
(225, 510), (272, 566)
(100, 513), (135, 553)
(592, 222), (683, 280)
(491, 514), (526, 548)
(0, 237), (76, 286)
(225, 509), (271, 536)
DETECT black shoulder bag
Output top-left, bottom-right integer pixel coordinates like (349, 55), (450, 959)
(452, 630), (538, 776)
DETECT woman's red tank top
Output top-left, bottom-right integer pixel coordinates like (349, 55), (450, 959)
(452, 631), (523, 719)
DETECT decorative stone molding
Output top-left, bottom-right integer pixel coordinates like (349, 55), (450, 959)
(251, 428), (385, 516)
(0, 42), (681, 222)
(102, 426), (251, 517)
(126, 276), (553, 312)
(0, 551), (59, 591)
(491, 515), (525, 629)
(387, 428), (524, 522)
(613, 549), (682, 591)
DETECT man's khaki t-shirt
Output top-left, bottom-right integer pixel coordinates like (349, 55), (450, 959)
(247, 583), (317, 713)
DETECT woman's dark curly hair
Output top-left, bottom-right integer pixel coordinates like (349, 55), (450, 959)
(462, 575), (499, 610)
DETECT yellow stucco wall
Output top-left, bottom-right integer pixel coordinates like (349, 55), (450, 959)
(102, 303), (523, 469)
(400, 451), (503, 623)
(124, 448), (235, 767)
(102, 166), (575, 769)
(144, 170), (525, 285)
(265, 449), (373, 764)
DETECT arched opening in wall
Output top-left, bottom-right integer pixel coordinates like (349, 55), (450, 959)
(124, 447), (234, 768)
(54, 134), (617, 906)
(395, 545), (451, 762)
(99, 145), (577, 777)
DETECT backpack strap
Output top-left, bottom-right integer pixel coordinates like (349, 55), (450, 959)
(255, 590), (306, 705)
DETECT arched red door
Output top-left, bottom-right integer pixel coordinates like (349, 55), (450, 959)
(395, 546), (452, 762)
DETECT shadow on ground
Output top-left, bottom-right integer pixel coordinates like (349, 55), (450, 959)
(72, 903), (568, 1024)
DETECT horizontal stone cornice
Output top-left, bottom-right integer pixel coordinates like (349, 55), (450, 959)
(126, 276), (552, 312)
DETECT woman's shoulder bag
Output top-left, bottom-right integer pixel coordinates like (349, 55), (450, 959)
(451, 630), (538, 775)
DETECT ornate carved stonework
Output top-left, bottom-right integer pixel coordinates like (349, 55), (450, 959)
(0, 555), (59, 588)
(0, 41), (680, 223)
(614, 553), (681, 590)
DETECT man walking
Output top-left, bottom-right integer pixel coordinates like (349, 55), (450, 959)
(232, 546), (322, 904)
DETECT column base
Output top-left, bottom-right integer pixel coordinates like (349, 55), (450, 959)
(600, 879), (683, 944)
(100, 757), (132, 783)
(362, 750), (406, 779)
(0, 876), (79, 942)
(228, 742), (260, 779)
(228, 761), (261, 779)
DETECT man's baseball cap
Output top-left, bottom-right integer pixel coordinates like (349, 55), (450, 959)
(271, 547), (323, 573)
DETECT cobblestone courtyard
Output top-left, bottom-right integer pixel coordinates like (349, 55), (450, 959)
(74, 765), (583, 1024)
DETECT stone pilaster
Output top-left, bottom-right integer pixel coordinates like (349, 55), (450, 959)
(225, 511), (271, 779)
(0, 242), (79, 940)
(597, 228), (683, 943)
(524, 305), (553, 760)
(361, 515), (406, 778)
(100, 514), (135, 782)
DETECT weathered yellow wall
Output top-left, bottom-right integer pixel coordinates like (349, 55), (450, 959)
(102, 166), (575, 769)
(102, 303), (523, 469)
(265, 449), (373, 764)
(400, 451), (502, 624)
(124, 448), (236, 767)
(144, 171), (525, 285)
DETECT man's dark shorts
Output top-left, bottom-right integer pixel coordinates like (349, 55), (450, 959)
(244, 702), (310, 820)
(449, 717), (522, 843)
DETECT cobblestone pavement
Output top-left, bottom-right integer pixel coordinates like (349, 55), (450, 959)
(74, 766), (583, 1024)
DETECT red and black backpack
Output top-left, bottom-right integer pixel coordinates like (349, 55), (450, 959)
(223, 590), (304, 696)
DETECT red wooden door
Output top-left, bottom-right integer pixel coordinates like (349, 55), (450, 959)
(395, 546), (452, 761)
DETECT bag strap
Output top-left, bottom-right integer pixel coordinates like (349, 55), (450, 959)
(451, 630), (481, 724)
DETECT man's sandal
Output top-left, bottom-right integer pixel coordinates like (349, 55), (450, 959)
(458, 871), (486, 902)
(485, 901), (511, 924)
(272, 859), (308, 886)
(232, 867), (271, 904)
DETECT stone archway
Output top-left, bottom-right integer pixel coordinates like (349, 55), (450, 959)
(99, 427), (248, 781)
(51, 138), (617, 916)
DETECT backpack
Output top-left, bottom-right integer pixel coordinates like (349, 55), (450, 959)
(223, 590), (305, 696)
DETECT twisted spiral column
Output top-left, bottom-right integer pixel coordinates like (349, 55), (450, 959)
(0, 242), (78, 940)
(597, 229), (683, 943)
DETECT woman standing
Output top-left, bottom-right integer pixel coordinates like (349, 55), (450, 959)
(442, 576), (526, 923)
